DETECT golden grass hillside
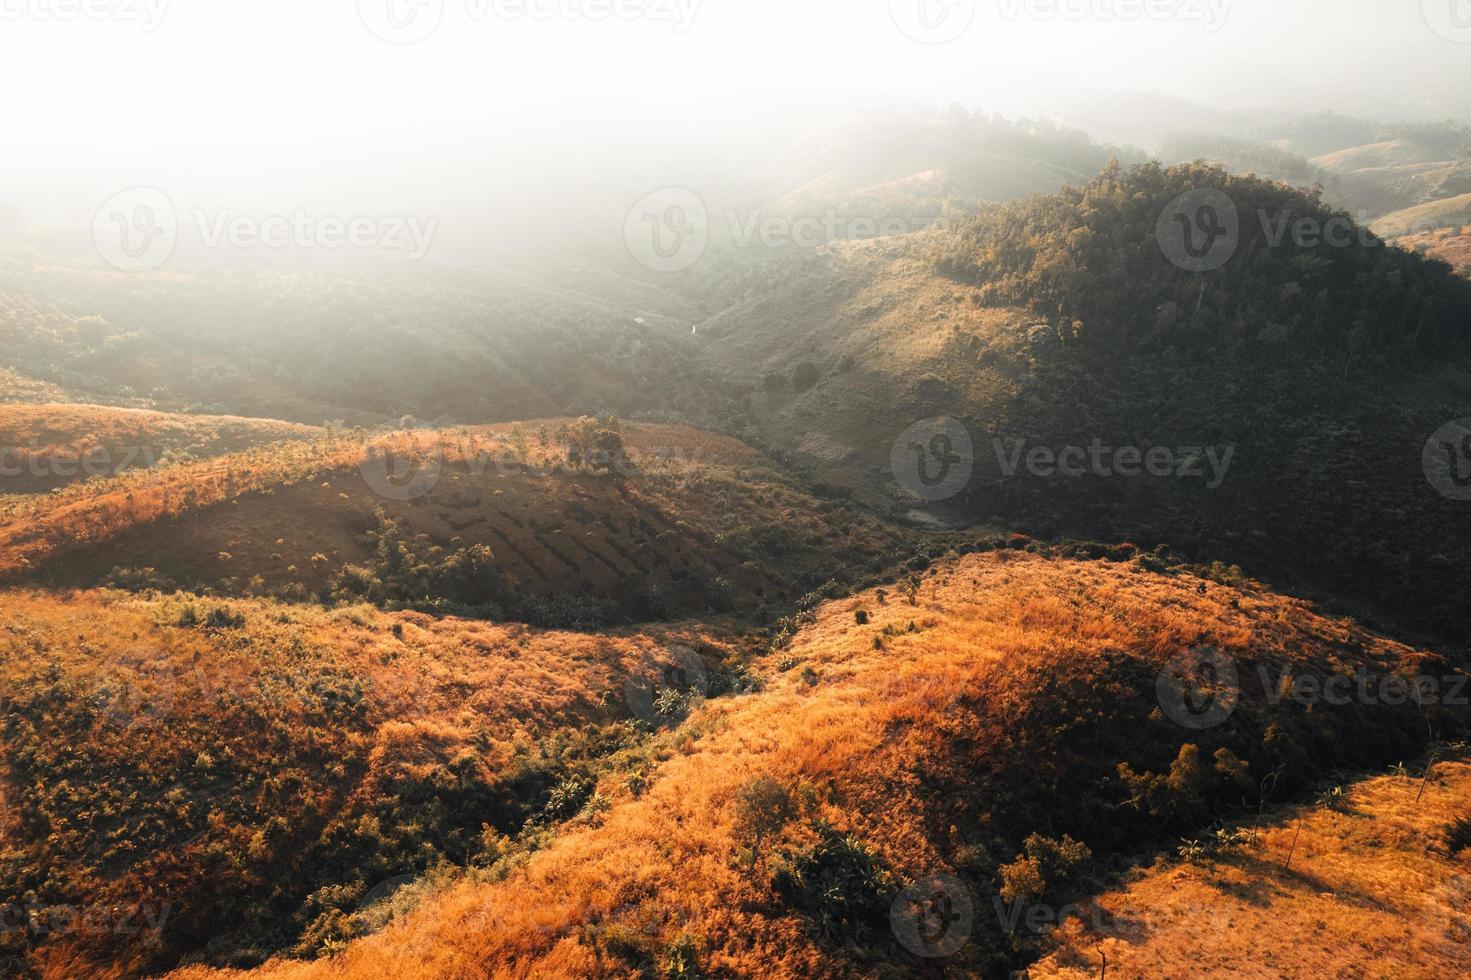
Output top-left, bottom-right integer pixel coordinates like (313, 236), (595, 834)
(1373, 192), (1471, 237)
(167, 551), (1465, 979)
(0, 403), (321, 493)
(1396, 225), (1471, 278)
(0, 588), (751, 978)
(1031, 758), (1471, 979)
(0, 370), (83, 406)
(0, 419), (908, 623)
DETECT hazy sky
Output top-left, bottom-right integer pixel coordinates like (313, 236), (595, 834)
(4, 0), (1469, 248)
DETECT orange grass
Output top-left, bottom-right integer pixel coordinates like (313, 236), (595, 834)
(1032, 759), (1471, 979)
(0, 587), (743, 977)
(0, 403), (320, 494)
(165, 552), (1451, 980)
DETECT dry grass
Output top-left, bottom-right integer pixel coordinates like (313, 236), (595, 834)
(0, 403), (320, 493)
(1373, 194), (1471, 238)
(0, 420), (907, 619)
(0, 587), (744, 977)
(0, 432), (358, 578)
(1395, 226), (1471, 278)
(163, 551), (1457, 980)
(0, 370), (78, 406)
(1032, 759), (1471, 979)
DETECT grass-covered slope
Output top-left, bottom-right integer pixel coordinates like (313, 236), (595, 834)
(0, 588), (752, 977)
(0, 404), (320, 494)
(1032, 757), (1471, 978)
(166, 550), (1464, 979)
(697, 164), (1471, 644)
(1374, 192), (1471, 238)
(0, 420), (908, 626)
(1396, 225), (1471, 278)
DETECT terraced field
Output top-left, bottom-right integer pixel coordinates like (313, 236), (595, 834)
(1, 421), (911, 623)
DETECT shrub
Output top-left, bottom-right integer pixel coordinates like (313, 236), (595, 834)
(103, 565), (178, 591)
(662, 933), (702, 979)
(205, 606), (247, 629)
(772, 825), (895, 942)
(790, 362), (821, 393)
(734, 777), (797, 872)
(998, 833), (1092, 905)
(1446, 815), (1471, 855)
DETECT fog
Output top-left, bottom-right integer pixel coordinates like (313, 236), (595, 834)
(4, 0), (1470, 261)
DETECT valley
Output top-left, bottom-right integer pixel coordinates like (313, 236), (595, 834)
(2, 72), (1470, 980)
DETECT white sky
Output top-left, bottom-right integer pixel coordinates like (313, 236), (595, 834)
(2, 0), (1468, 242)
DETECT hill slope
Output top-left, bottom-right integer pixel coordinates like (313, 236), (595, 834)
(161, 550), (1464, 979)
(0, 420), (910, 625)
(1396, 225), (1471, 278)
(696, 164), (1471, 644)
(1032, 758), (1471, 979)
(0, 403), (320, 493)
(0, 588), (750, 977)
(1374, 192), (1471, 238)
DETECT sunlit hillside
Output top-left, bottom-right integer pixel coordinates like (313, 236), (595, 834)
(696, 165), (1471, 644)
(1032, 758), (1471, 978)
(0, 368), (91, 406)
(0, 588), (750, 977)
(1397, 225), (1471, 278)
(0, 403), (320, 493)
(6, 7), (1471, 977)
(160, 551), (1463, 979)
(0, 419), (910, 625)
(1374, 192), (1471, 238)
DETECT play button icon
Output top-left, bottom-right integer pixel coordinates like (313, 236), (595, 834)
(1424, 0), (1471, 41)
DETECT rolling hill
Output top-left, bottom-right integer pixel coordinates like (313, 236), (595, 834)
(1147, 112), (1471, 222)
(1395, 225), (1471, 278)
(1031, 758), (1471, 978)
(147, 550), (1464, 979)
(0, 587), (751, 977)
(0, 403), (320, 494)
(3, 131), (1471, 980)
(0, 419), (912, 626)
(693, 163), (1471, 645)
(0, 252), (702, 427)
(1374, 192), (1471, 238)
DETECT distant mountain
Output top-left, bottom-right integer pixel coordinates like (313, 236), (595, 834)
(1096, 108), (1471, 221)
(694, 163), (1471, 643)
